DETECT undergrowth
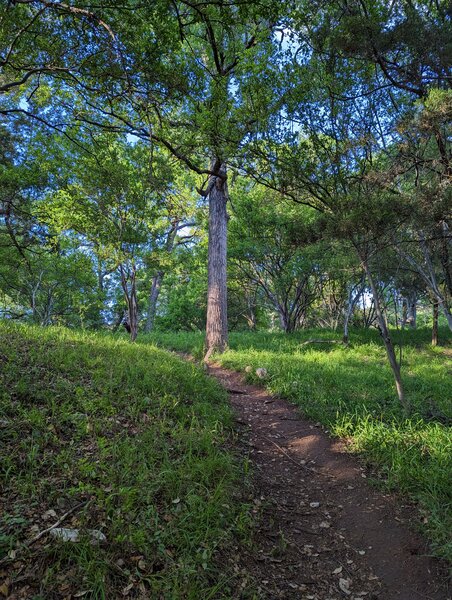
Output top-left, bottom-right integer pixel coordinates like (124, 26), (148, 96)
(147, 327), (452, 563)
(0, 323), (253, 599)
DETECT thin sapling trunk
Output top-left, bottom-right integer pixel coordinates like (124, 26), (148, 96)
(359, 251), (409, 412)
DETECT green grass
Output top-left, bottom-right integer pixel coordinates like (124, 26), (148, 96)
(147, 327), (452, 563)
(0, 322), (253, 599)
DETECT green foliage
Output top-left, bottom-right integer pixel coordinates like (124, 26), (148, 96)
(150, 327), (452, 561)
(156, 275), (207, 331)
(0, 323), (252, 598)
(1, 0), (452, 571)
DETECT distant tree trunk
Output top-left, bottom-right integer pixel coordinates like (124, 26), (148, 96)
(277, 305), (298, 333)
(406, 294), (417, 328)
(244, 294), (257, 330)
(204, 161), (228, 360)
(343, 280), (364, 344)
(402, 295), (417, 328)
(392, 290), (400, 329)
(119, 262), (138, 342)
(112, 309), (126, 333)
(128, 291), (138, 343)
(360, 252), (408, 412)
(395, 237), (452, 331)
(145, 271), (163, 333)
(29, 271), (44, 323)
(247, 310), (256, 330)
(342, 304), (352, 344)
(278, 308), (288, 332)
(41, 292), (54, 326)
(432, 301), (439, 347)
(361, 295), (377, 328)
(401, 298), (408, 329)
(144, 220), (179, 334)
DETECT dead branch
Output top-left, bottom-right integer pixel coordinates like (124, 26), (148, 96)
(299, 339), (347, 346)
(0, 500), (90, 565)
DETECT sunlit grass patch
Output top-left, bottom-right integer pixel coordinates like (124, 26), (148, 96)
(149, 327), (452, 562)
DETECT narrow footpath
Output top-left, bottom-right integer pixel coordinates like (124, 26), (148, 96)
(206, 362), (450, 600)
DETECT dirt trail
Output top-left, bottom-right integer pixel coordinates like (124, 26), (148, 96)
(207, 362), (450, 600)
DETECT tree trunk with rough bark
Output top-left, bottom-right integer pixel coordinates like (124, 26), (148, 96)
(204, 162), (228, 360)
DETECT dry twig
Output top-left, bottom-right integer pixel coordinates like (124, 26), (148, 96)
(0, 500), (90, 566)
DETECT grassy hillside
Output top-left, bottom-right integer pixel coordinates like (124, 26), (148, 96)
(0, 323), (250, 599)
(147, 327), (452, 562)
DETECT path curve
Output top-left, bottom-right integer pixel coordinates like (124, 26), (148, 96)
(207, 362), (450, 600)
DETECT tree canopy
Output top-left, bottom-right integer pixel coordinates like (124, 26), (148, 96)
(0, 0), (450, 398)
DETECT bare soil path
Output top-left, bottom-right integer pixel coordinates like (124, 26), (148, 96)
(206, 362), (450, 600)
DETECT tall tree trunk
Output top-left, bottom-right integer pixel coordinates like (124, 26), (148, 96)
(360, 252), (409, 411)
(432, 300), (439, 347)
(204, 162), (228, 360)
(145, 271), (163, 333)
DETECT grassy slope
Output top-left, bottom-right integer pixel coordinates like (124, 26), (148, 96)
(147, 328), (452, 562)
(0, 323), (251, 599)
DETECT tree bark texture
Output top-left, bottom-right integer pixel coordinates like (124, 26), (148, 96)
(205, 163), (228, 359)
